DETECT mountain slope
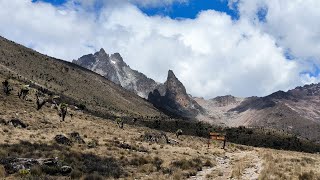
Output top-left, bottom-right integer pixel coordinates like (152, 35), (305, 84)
(0, 36), (162, 118)
(195, 85), (320, 142)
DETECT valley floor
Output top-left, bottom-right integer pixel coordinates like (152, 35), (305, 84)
(0, 77), (320, 179)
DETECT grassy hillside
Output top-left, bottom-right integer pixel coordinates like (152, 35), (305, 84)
(0, 36), (162, 119)
(0, 76), (320, 179)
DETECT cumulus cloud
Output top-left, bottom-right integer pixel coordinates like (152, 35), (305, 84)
(0, 0), (318, 98)
(229, 0), (320, 63)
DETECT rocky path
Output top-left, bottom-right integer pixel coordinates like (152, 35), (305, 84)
(188, 150), (262, 180)
(240, 152), (262, 180)
(188, 166), (217, 180)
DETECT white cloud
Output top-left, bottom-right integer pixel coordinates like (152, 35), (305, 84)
(229, 0), (320, 62)
(0, 0), (318, 98)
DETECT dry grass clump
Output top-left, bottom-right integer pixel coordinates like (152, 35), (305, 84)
(129, 155), (152, 166)
(299, 170), (317, 180)
(170, 157), (207, 178)
(259, 150), (320, 180)
(203, 159), (214, 167)
(230, 155), (253, 179)
(0, 165), (6, 178)
(205, 169), (224, 179)
(171, 158), (203, 171)
(128, 155), (164, 175)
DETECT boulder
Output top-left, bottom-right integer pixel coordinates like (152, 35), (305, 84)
(54, 135), (72, 146)
(7, 119), (27, 128)
(60, 165), (72, 175)
(0, 118), (6, 125)
(118, 142), (131, 149)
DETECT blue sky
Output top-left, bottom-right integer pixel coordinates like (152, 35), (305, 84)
(32, 0), (66, 6)
(141, 0), (239, 20)
(33, 0), (239, 19)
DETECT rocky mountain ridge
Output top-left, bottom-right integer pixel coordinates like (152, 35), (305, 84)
(195, 83), (320, 142)
(148, 70), (204, 118)
(73, 49), (203, 118)
(73, 49), (160, 98)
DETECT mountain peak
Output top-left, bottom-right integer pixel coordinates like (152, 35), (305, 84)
(110, 53), (123, 62)
(167, 70), (176, 80)
(74, 50), (159, 99)
(148, 69), (204, 118)
(99, 48), (106, 54)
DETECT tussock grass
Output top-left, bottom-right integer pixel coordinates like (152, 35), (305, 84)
(258, 149), (320, 180)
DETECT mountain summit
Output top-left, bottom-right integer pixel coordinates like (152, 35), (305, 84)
(73, 49), (159, 98)
(148, 70), (204, 118)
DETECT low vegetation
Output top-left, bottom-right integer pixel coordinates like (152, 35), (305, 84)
(0, 60), (320, 179)
(0, 141), (123, 179)
(258, 149), (320, 179)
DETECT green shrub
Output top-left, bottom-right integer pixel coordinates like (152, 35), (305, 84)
(18, 169), (30, 177)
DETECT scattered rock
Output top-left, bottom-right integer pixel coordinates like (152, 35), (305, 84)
(0, 157), (58, 174)
(118, 142), (131, 149)
(7, 119), (27, 128)
(69, 132), (85, 144)
(60, 165), (72, 175)
(169, 138), (179, 145)
(114, 141), (148, 152)
(54, 135), (72, 146)
(142, 131), (170, 144)
(87, 139), (98, 148)
(42, 158), (59, 166)
(0, 118), (6, 125)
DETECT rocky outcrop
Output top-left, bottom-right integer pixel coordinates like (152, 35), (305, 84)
(210, 95), (239, 107)
(73, 49), (160, 99)
(7, 119), (27, 128)
(54, 133), (86, 146)
(148, 70), (204, 118)
(54, 135), (73, 146)
(0, 157), (71, 175)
